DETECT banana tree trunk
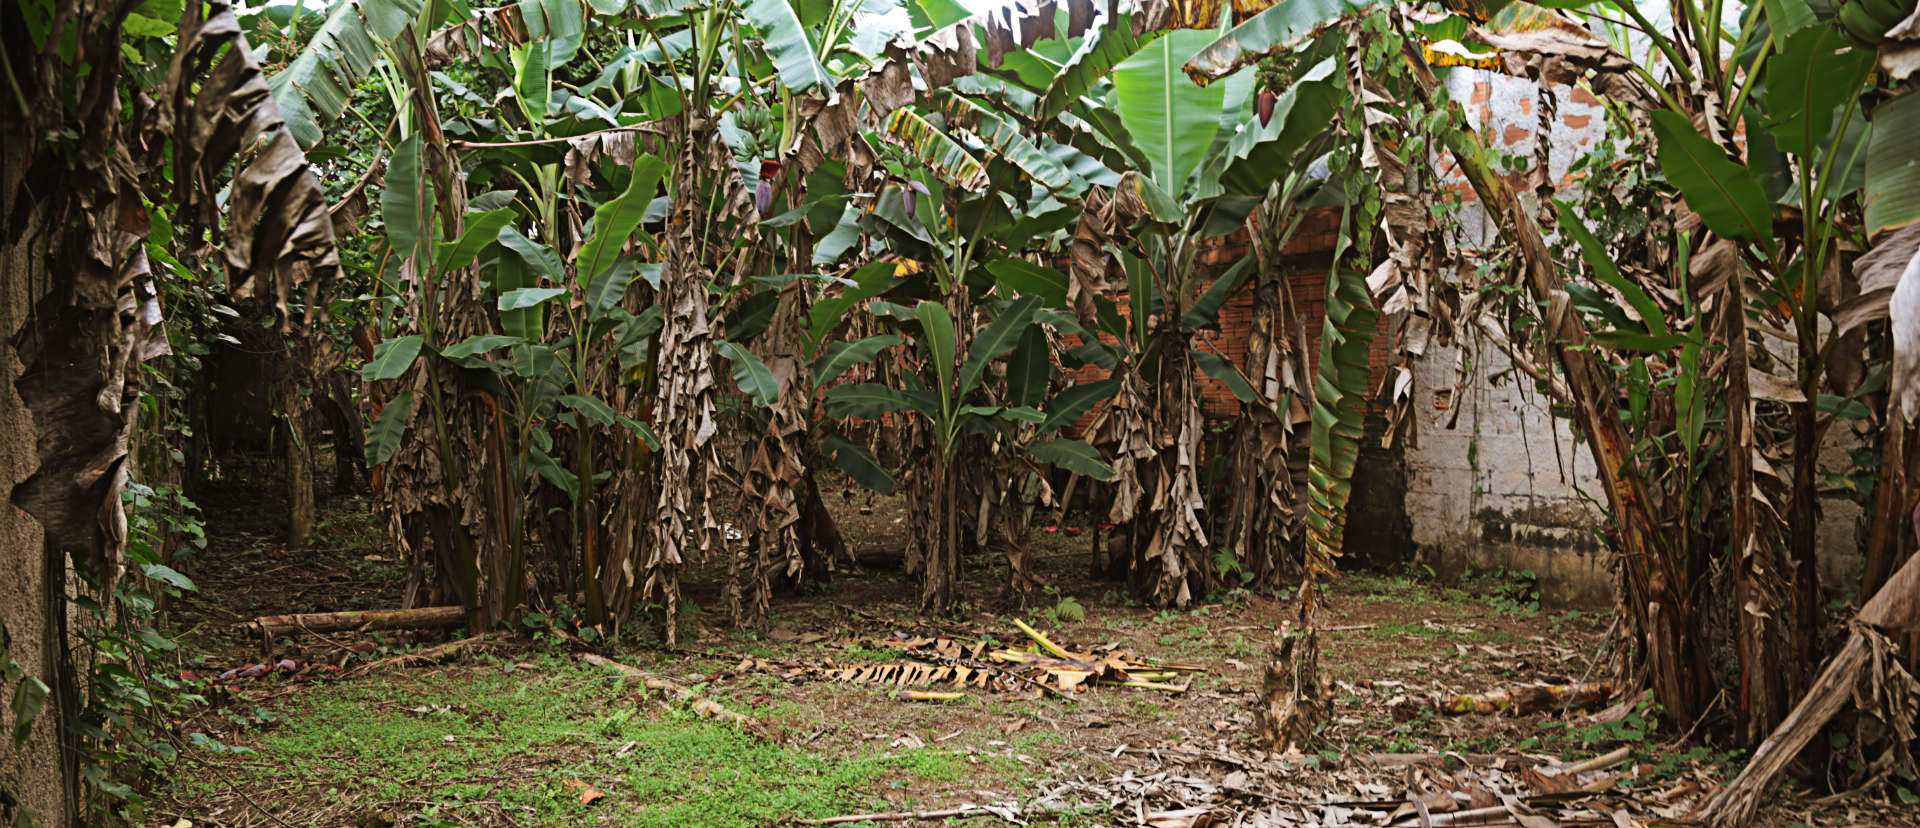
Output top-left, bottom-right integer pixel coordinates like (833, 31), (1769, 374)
(922, 454), (962, 613)
(1138, 342), (1206, 606)
(1259, 580), (1324, 751)
(1224, 243), (1310, 589)
(734, 280), (814, 627)
(910, 288), (974, 615)
(277, 345), (316, 551)
(1718, 241), (1794, 745)
(641, 150), (723, 644)
(1863, 417), (1917, 598)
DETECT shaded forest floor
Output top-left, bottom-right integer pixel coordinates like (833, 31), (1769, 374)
(147, 471), (1914, 827)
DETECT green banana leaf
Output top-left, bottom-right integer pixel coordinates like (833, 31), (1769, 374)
(1193, 58), (1338, 200)
(1006, 326), (1051, 408)
(988, 259), (1071, 307)
(1649, 110), (1775, 251)
(1036, 18), (1160, 120)
(1763, 25), (1871, 159)
(1193, 349), (1258, 402)
(363, 335), (424, 381)
(746, 0), (833, 93)
(519, 0), (585, 67)
(915, 301), (958, 417)
(1761, 0), (1818, 40)
(365, 390), (418, 465)
(269, 0), (426, 146)
(1183, 254), (1255, 328)
(807, 261), (899, 353)
(1037, 378), (1121, 433)
(1866, 90), (1920, 237)
(813, 334), (905, 387)
(958, 296), (1043, 397)
(380, 134), (431, 263)
(435, 209), (515, 274)
(1304, 205), (1377, 573)
(715, 341), (779, 406)
(823, 435), (897, 494)
(577, 156), (668, 283)
(1030, 438), (1114, 480)
(1112, 29), (1225, 194)
(1553, 201), (1669, 335)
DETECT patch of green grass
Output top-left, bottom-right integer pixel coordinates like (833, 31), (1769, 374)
(1223, 633), (1259, 659)
(1365, 621), (1447, 640)
(166, 654), (977, 826)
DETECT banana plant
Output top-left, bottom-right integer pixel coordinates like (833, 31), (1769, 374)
(1034, 18), (1341, 606)
(331, 0), (697, 630)
(822, 294), (1115, 609)
(1523, 0), (1893, 739)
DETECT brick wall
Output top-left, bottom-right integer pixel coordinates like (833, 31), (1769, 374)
(1059, 207), (1393, 428)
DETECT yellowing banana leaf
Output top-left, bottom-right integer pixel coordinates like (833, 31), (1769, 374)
(897, 690), (967, 701)
(884, 108), (991, 192)
(1183, 0), (1368, 85)
(940, 93), (1087, 197)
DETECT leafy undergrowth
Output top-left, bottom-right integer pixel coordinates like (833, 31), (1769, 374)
(161, 651), (1033, 827)
(151, 488), (1913, 827)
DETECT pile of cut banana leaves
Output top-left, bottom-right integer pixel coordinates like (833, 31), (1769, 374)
(734, 618), (1204, 699)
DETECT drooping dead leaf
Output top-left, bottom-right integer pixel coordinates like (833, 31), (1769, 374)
(1857, 549), (1920, 631)
(562, 779), (605, 805)
(1144, 807), (1214, 828)
(896, 690), (966, 702)
(1391, 681), (1615, 718)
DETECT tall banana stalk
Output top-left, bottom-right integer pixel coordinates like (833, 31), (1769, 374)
(1261, 27), (1381, 748)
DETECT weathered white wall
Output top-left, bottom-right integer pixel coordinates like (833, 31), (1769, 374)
(1395, 71), (1615, 607)
(1441, 70), (1610, 247)
(1404, 339), (1613, 607)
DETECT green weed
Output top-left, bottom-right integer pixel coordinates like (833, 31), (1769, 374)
(162, 656), (978, 827)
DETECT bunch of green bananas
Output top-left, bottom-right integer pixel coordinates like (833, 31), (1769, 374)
(1838, 0), (1916, 46)
(731, 105), (772, 163)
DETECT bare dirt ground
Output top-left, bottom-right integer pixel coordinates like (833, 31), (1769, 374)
(151, 477), (1918, 827)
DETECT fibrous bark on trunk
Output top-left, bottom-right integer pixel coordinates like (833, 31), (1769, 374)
(278, 343), (316, 550)
(733, 280), (816, 627)
(1140, 348), (1206, 606)
(1259, 610), (1323, 753)
(1705, 238), (1795, 745)
(632, 135), (725, 643)
(1222, 204), (1314, 589)
(1701, 551), (1920, 827)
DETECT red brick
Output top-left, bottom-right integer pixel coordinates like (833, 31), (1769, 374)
(1501, 124), (1530, 147)
(1563, 113), (1591, 129)
(1569, 87), (1599, 105)
(1053, 205), (1394, 428)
